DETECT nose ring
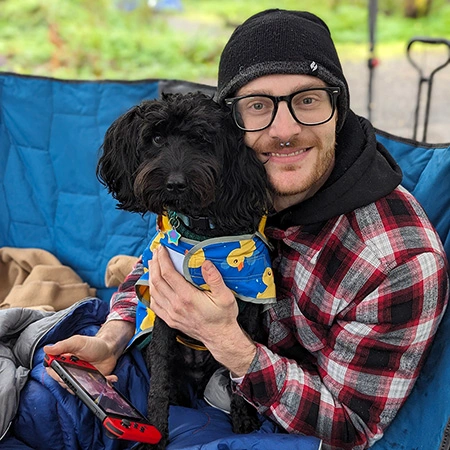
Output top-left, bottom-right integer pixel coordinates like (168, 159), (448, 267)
(280, 141), (291, 147)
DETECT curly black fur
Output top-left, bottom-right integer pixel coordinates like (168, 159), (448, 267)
(98, 92), (271, 449)
(98, 92), (269, 236)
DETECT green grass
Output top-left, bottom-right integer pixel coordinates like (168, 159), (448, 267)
(0, 0), (449, 82)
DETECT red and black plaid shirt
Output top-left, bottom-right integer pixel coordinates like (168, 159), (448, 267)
(234, 186), (449, 449)
(108, 186), (448, 450)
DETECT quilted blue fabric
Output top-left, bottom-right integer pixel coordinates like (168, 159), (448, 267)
(0, 72), (158, 300)
(376, 129), (450, 258)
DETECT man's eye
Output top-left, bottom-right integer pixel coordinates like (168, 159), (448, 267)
(152, 135), (164, 146)
(251, 102), (264, 111)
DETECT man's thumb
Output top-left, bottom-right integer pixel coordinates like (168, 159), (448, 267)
(201, 260), (227, 294)
(44, 336), (82, 355)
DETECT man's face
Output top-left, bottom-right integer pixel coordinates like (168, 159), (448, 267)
(237, 74), (338, 211)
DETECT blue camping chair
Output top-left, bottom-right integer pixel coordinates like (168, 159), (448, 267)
(0, 72), (449, 449)
(371, 130), (450, 450)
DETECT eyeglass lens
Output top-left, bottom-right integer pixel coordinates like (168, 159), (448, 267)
(234, 89), (335, 131)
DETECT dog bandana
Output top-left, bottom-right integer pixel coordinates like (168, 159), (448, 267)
(135, 214), (276, 335)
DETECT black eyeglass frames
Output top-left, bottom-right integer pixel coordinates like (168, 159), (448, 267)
(224, 87), (340, 132)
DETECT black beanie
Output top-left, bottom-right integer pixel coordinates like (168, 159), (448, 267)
(216, 9), (349, 131)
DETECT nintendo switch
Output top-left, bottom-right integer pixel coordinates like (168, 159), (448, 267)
(44, 353), (161, 445)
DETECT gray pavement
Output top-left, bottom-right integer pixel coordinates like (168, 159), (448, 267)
(343, 51), (450, 144)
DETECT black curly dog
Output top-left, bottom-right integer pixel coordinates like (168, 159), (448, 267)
(97, 92), (271, 449)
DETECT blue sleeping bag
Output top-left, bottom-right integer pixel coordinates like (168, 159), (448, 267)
(3, 298), (321, 450)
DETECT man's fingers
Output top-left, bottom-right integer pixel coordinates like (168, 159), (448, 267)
(153, 246), (186, 288)
(105, 374), (118, 384)
(150, 246), (185, 308)
(43, 336), (85, 356)
(44, 337), (88, 389)
(45, 366), (63, 384)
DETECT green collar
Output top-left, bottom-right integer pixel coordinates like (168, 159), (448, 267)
(167, 210), (212, 241)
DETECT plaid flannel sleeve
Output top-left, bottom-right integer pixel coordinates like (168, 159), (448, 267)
(105, 256), (144, 323)
(234, 251), (449, 450)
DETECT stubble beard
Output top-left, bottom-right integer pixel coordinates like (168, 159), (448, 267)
(267, 140), (336, 201)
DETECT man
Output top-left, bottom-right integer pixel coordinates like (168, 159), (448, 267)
(46, 9), (449, 449)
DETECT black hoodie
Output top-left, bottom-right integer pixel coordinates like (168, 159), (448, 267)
(267, 110), (403, 230)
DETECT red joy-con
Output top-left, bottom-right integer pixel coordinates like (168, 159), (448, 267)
(104, 417), (162, 444)
(44, 353), (162, 444)
(44, 353), (96, 370)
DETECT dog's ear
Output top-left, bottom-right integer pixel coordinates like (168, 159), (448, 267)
(214, 119), (271, 232)
(97, 104), (147, 213)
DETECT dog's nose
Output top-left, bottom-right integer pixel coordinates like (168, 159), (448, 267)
(166, 173), (187, 193)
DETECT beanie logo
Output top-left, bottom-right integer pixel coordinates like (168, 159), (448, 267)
(310, 61), (318, 72)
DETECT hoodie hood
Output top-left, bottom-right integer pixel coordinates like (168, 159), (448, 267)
(267, 110), (403, 229)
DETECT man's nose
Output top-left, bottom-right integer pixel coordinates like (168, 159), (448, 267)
(268, 101), (302, 141)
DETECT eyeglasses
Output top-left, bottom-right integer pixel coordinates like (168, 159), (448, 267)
(224, 87), (340, 132)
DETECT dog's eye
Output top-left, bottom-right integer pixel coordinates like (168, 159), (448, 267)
(152, 135), (164, 147)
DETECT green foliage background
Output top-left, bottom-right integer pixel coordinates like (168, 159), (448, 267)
(0, 0), (449, 82)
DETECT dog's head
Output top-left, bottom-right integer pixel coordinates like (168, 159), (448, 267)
(97, 92), (270, 234)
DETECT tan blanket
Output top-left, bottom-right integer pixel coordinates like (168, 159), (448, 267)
(105, 254), (139, 287)
(0, 247), (96, 311)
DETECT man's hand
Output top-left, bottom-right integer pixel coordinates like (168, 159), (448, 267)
(44, 319), (135, 388)
(149, 246), (257, 377)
